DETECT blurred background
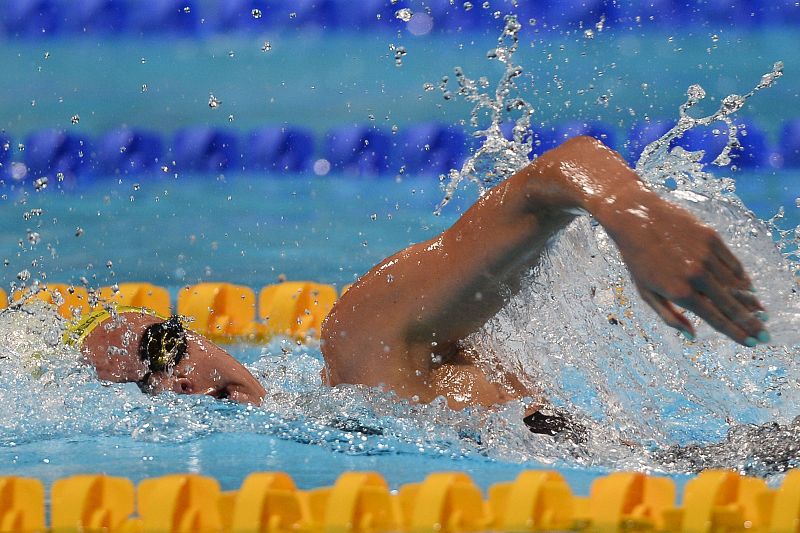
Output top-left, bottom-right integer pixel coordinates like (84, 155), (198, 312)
(0, 0), (798, 289)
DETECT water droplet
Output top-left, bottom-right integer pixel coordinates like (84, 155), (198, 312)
(387, 274), (394, 283)
(33, 177), (48, 191)
(528, 17), (536, 25)
(463, 1), (473, 10)
(251, 8), (262, 19)
(583, 29), (594, 39)
(686, 84), (706, 102)
(289, 12), (297, 19)
(27, 232), (40, 245)
(43, 51), (50, 59)
(313, 159), (330, 176)
(394, 46), (407, 67)
(261, 41), (272, 52)
(133, 183), (140, 191)
(423, 82), (434, 91)
(228, 50), (235, 58)
(140, 57), (147, 64)
(721, 94), (744, 113)
(482, 1), (490, 8)
(208, 94), (221, 109)
(17, 269), (30, 282)
(711, 34), (719, 42)
(141, 84), (148, 92)
(70, 114), (80, 125)
(595, 16), (605, 31)
(106, 260), (113, 269)
(182, 6), (190, 13)
(395, 8), (413, 22)
(161, 165), (169, 173)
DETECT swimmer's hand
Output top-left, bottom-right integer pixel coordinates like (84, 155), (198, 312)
(600, 187), (768, 347)
(533, 135), (767, 347)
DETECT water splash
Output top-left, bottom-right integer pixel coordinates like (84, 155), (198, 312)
(636, 60), (784, 187)
(1, 14), (798, 481)
(434, 17), (798, 474)
(437, 15), (534, 214)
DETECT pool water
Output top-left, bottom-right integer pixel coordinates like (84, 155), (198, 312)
(1, 167), (798, 496)
(2, 9), (800, 499)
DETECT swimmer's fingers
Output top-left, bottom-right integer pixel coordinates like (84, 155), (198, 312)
(706, 239), (768, 320)
(679, 292), (753, 346)
(688, 274), (766, 345)
(705, 252), (766, 315)
(638, 287), (695, 339)
(731, 288), (766, 316)
(711, 236), (748, 283)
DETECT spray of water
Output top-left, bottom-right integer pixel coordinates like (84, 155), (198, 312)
(1, 15), (798, 479)
(438, 16), (800, 474)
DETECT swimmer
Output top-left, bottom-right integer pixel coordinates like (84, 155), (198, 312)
(67, 306), (266, 404)
(70, 136), (767, 436)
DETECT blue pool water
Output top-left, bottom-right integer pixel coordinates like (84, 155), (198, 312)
(2, 6), (800, 498)
(1, 169), (798, 497)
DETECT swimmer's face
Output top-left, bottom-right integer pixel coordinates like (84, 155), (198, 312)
(142, 331), (266, 405)
(80, 311), (266, 405)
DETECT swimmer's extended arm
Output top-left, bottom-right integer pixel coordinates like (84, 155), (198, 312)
(321, 136), (767, 404)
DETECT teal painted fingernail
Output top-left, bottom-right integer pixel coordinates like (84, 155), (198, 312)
(744, 337), (758, 348)
(756, 311), (769, 322)
(680, 328), (695, 342)
(757, 330), (771, 344)
(749, 286), (757, 293)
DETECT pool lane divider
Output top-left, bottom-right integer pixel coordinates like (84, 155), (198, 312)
(4, 281), (347, 342)
(0, 469), (798, 532)
(1, 118), (798, 187)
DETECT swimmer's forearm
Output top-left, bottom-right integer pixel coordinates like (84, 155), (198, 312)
(521, 135), (653, 225)
(522, 135), (766, 346)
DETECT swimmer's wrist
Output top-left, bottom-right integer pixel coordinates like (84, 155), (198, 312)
(586, 184), (662, 239)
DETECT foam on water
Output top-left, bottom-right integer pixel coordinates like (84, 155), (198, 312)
(440, 16), (800, 475)
(1, 15), (799, 481)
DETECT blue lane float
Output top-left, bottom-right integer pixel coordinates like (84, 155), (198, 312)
(626, 120), (676, 165)
(61, 0), (127, 35)
(780, 119), (800, 168)
(1, 0), (799, 38)
(23, 129), (91, 181)
(676, 121), (771, 169)
(1, 118), (798, 185)
(0, 132), (11, 178)
(2, 0), (61, 37)
(246, 127), (315, 173)
(172, 127), (239, 173)
(129, 0), (197, 35)
(324, 126), (393, 176)
(95, 128), (164, 177)
(397, 123), (467, 176)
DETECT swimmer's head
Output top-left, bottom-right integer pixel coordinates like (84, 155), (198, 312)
(80, 311), (265, 405)
(138, 326), (266, 405)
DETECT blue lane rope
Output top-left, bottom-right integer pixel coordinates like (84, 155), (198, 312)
(1, 119), (796, 183)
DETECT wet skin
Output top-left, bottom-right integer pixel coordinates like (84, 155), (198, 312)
(80, 311), (266, 405)
(321, 136), (768, 415)
(80, 136), (768, 413)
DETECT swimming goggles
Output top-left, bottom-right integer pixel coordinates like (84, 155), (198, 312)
(138, 315), (188, 376)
